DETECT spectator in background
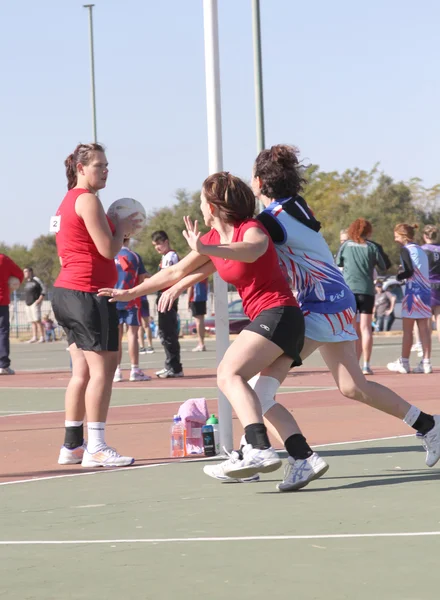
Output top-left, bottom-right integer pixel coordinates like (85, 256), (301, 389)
(42, 314), (56, 342)
(421, 225), (440, 342)
(339, 228), (349, 245)
(188, 279), (208, 352)
(373, 281), (396, 332)
(23, 267), (46, 343)
(0, 253), (24, 375)
(138, 295), (155, 354)
(336, 218), (387, 375)
(151, 230), (183, 378)
(113, 238), (151, 383)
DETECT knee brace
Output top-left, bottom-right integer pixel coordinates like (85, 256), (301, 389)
(248, 375), (279, 415)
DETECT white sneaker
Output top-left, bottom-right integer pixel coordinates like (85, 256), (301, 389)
(203, 450), (260, 483)
(0, 367), (15, 375)
(146, 347), (155, 354)
(113, 368), (123, 383)
(413, 361), (432, 374)
(192, 344), (206, 352)
(223, 444), (281, 479)
(157, 369), (184, 379)
(81, 446), (135, 468)
(27, 338), (37, 344)
(387, 358), (410, 374)
(129, 368), (152, 382)
(37, 337), (45, 343)
(58, 444), (86, 465)
(417, 415), (440, 467)
(277, 453), (329, 492)
(155, 367), (168, 376)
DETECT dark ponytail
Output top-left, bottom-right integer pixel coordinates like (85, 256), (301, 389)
(64, 143), (105, 190)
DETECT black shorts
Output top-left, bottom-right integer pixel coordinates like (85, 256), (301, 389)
(354, 293), (375, 314)
(244, 305), (304, 367)
(52, 288), (119, 352)
(190, 301), (207, 317)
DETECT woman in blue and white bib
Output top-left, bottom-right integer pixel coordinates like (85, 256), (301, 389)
(387, 223), (432, 374)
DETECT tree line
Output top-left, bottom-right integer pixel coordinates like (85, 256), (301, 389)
(2, 166), (439, 288)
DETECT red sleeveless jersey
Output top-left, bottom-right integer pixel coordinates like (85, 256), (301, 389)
(54, 188), (118, 292)
(200, 219), (298, 321)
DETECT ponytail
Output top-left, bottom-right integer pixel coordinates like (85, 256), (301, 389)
(64, 154), (77, 190)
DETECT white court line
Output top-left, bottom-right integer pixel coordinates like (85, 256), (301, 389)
(1, 531), (439, 545)
(0, 433), (412, 487)
(0, 388), (338, 419)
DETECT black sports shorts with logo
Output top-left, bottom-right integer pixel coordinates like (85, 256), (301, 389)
(52, 288), (119, 352)
(244, 305), (304, 367)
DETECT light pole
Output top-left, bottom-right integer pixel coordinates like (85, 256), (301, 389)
(83, 4), (98, 143)
(252, 0), (265, 154)
(202, 0), (233, 453)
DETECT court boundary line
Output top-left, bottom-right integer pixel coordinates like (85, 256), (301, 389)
(0, 434), (413, 487)
(0, 387), (338, 418)
(1, 530), (439, 545)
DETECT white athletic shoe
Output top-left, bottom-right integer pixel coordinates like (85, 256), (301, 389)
(113, 368), (123, 383)
(223, 444), (281, 479)
(58, 444), (86, 465)
(277, 453), (329, 492)
(129, 368), (152, 382)
(146, 347), (155, 354)
(155, 368), (168, 376)
(387, 358), (410, 374)
(27, 338), (37, 344)
(192, 344), (206, 352)
(0, 367), (15, 375)
(203, 450), (260, 483)
(412, 361), (432, 374)
(81, 446), (135, 468)
(417, 416), (440, 467)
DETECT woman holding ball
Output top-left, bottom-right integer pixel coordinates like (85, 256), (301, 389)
(53, 142), (138, 468)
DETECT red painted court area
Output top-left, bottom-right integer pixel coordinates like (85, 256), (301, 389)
(0, 366), (438, 484)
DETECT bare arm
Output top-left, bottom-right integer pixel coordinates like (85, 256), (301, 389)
(184, 217), (269, 263)
(386, 293), (396, 314)
(76, 193), (126, 259)
(98, 250), (211, 302)
(158, 261), (216, 312)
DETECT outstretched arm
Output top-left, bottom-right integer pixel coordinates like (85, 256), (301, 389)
(158, 261), (216, 312)
(98, 250), (210, 302)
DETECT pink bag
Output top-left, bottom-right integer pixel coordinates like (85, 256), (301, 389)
(178, 398), (209, 454)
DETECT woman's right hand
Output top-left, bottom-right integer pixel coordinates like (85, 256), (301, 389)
(158, 288), (180, 312)
(97, 288), (134, 303)
(113, 212), (142, 237)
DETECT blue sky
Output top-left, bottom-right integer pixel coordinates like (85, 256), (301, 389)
(1, 0), (439, 246)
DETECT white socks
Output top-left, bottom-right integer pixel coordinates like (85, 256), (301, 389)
(87, 422), (106, 453)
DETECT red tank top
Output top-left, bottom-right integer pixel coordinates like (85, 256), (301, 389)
(200, 219), (298, 321)
(54, 188), (118, 292)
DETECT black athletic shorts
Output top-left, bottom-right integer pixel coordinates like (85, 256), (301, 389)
(244, 305), (304, 367)
(190, 301), (207, 317)
(52, 288), (119, 352)
(354, 293), (375, 314)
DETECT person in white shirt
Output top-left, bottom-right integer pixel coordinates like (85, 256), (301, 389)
(151, 231), (183, 378)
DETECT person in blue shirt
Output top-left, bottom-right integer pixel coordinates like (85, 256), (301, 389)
(113, 238), (151, 382)
(188, 279), (209, 351)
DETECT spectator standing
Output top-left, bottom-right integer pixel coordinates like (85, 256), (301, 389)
(113, 238), (151, 382)
(23, 267), (46, 343)
(0, 254), (24, 375)
(151, 230), (183, 378)
(421, 225), (440, 342)
(42, 314), (56, 342)
(188, 279), (208, 352)
(373, 281), (396, 332)
(336, 219), (387, 375)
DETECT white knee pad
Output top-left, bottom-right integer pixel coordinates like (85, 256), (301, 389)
(248, 374), (279, 415)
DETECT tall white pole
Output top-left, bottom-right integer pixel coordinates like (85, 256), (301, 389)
(202, 0), (233, 452)
(83, 4), (98, 143)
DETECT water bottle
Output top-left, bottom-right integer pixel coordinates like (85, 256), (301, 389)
(206, 414), (220, 455)
(170, 415), (186, 458)
(202, 422), (216, 457)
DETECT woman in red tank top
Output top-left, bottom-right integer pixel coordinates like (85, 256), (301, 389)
(52, 143), (138, 469)
(99, 173), (317, 481)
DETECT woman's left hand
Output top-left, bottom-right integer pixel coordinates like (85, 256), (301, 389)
(158, 288), (179, 313)
(183, 216), (204, 253)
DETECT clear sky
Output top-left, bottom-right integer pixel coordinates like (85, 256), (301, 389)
(1, 0), (439, 246)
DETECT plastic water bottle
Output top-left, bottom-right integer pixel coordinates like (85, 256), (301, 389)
(206, 414), (220, 455)
(170, 415), (186, 458)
